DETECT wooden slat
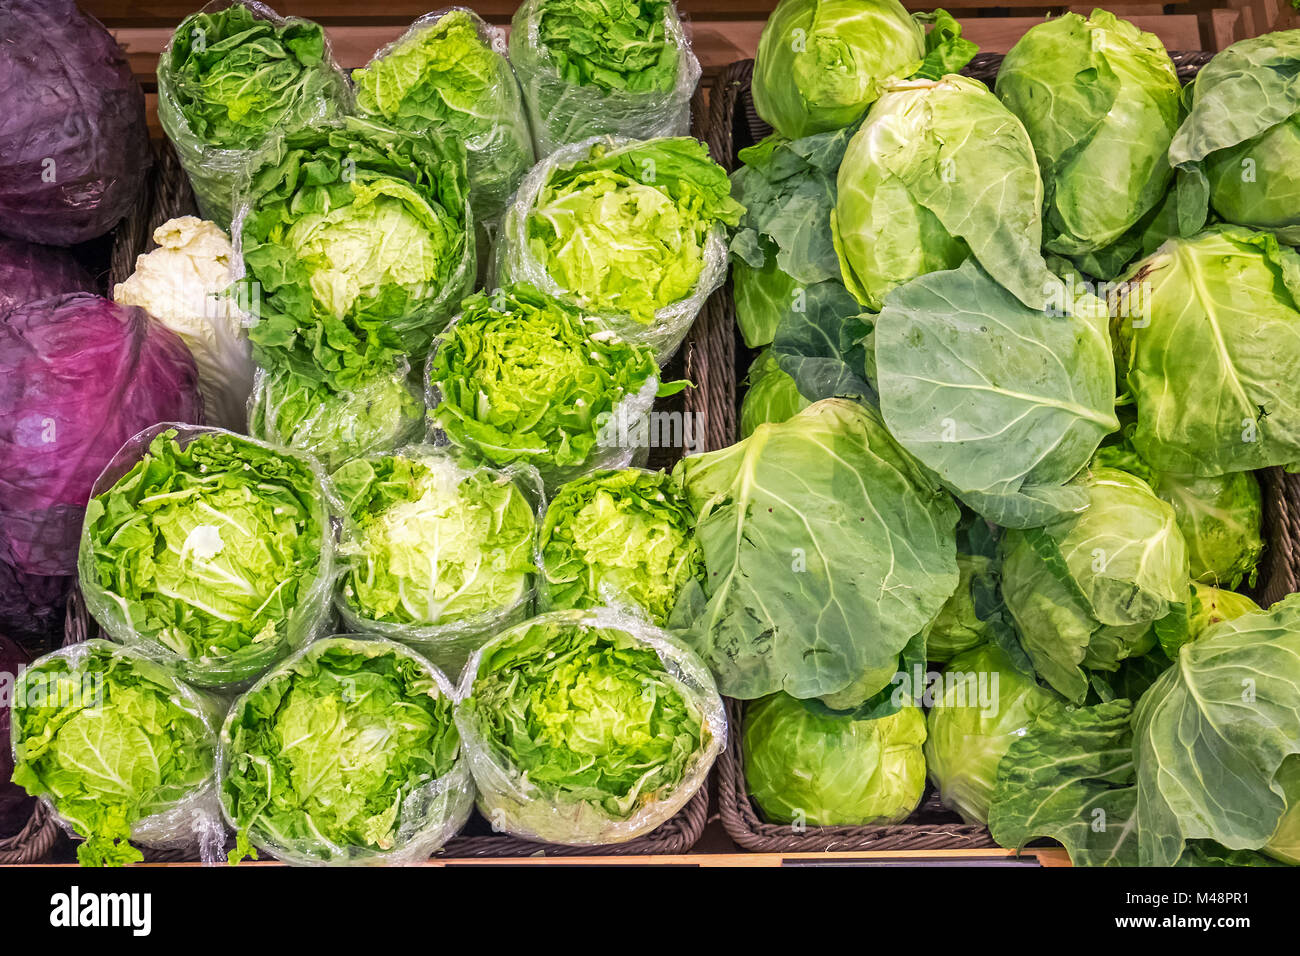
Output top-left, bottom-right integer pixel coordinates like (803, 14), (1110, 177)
(115, 20), (764, 81)
(113, 12), (1210, 88)
(82, 0), (1217, 27)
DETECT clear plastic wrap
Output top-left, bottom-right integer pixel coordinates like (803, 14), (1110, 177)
(218, 635), (474, 866)
(353, 7), (534, 224)
(455, 607), (725, 845)
(9, 640), (226, 866)
(328, 445), (546, 678)
(509, 0), (700, 157)
(248, 362), (426, 473)
(424, 288), (658, 491)
(537, 467), (702, 627)
(156, 0), (352, 228)
(497, 136), (732, 364)
(77, 423), (335, 690)
(230, 114), (478, 382)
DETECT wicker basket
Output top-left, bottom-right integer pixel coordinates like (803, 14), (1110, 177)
(703, 56), (1300, 854)
(33, 104), (735, 861)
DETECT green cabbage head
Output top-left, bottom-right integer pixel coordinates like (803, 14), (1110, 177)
(1001, 467), (1189, 703)
(924, 644), (1060, 825)
(739, 350), (810, 438)
(995, 11), (1181, 258)
(1092, 440), (1265, 588)
(832, 75), (1055, 312)
(1112, 226), (1300, 477)
(753, 0), (926, 139)
(744, 692), (927, 826)
(1170, 30), (1300, 243)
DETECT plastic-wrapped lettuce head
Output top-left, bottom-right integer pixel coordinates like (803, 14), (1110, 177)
(753, 0), (925, 140)
(744, 693), (926, 825)
(1170, 31), (1300, 243)
(248, 363), (425, 473)
(239, 116), (475, 391)
(740, 350), (811, 438)
(995, 11), (1181, 259)
(426, 283), (662, 487)
(500, 136), (743, 361)
(1264, 755), (1300, 864)
(832, 75), (1055, 312)
(1112, 226), (1300, 477)
(79, 427), (334, 688)
(509, 0), (700, 156)
(156, 1), (351, 227)
(924, 644), (1059, 825)
(10, 640), (221, 867)
(539, 468), (700, 625)
(1000, 467), (1189, 703)
(221, 636), (472, 865)
(353, 9), (533, 222)
(330, 448), (540, 674)
(455, 608), (725, 844)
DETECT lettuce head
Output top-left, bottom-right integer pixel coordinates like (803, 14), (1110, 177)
(539, 468), (701, 625)
(221, 636), (471, 865)
(10, 641), (220, 867)
(79, 428), (333, 688)
(240, 116), (474, 392)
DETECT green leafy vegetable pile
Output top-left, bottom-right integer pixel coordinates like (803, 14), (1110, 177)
(354, 9), (534, 222)
(456, 608), (724, 844)
(426, 283), (663, 486)
(717, 9), (1300, 867)
(10, 641), (221, 867)
(509, 0), (700, 155)
(221, 637), (471, 865)
(79, 427), (332, 688)
(499, 136), (743, 360)
(157, 1), (350, 225)
(331, 448), (541, 674)
(539, 468), (701, 624)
